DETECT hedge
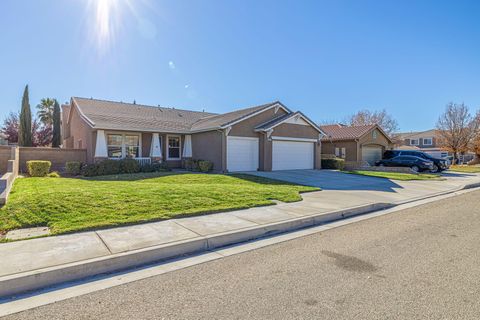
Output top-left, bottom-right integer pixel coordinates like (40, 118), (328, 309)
(184, 159), (213, 172)
(26, 160), (52, 177)
(81, 159), (170, 177)
(65, 161), (82, 175)
(321, 158), (345, 170)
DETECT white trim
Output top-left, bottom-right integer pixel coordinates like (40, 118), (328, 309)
(71, 97), (96, 127)
(166, 134), (182, 160)
(271, 136), (318, 142)
(284, 116), (310, 126)
(183, 135), (192, 158)
(255, 112), (325, 135)
(228, 135), (260, 141)
(224, 126), (232, 136)
(219, 103), (290, 129)
(150, 133), (162, 158)
(410, 138), (420, 146)
(94, 130), (108, 158)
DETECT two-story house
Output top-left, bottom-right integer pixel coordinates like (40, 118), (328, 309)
(393, 129), (449, 158)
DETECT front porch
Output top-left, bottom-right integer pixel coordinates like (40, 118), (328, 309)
(93, 130), (193, 167)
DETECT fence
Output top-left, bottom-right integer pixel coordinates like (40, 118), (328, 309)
(0, 147), (19, 204)
(18, 147), (87, 172)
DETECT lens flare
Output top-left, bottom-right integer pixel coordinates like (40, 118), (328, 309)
(86, 0), (122, 56)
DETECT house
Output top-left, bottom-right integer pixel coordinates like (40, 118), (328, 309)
(320, 124), (393, 165)
(61, 97), (325, 172)
(393, 129), (448, 158)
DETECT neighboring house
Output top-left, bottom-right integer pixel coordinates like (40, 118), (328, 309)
(393, 129), (448, 158)
(62, 97), (325, 172)
(320, 124), (393, 165)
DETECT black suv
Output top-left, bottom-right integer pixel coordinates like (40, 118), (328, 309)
(383, 150), (449, 173)
(376, 156), (434, 172)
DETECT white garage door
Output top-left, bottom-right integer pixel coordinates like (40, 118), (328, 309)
(362, 146), (383, 165)
(227, 136), (259, 172)
(272, 140), (314, 171)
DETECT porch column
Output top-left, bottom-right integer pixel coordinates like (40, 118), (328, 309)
(150, 133), (162, 162)
(94, 130), (108, 161)
(183, 134), (192, 158)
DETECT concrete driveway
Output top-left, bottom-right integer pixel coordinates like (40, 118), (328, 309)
(245, 169), (480, 201)
(247, 170), (402, 191)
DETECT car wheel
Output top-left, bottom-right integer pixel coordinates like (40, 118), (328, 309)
(411, 165), (419, 173)
(431, 164), (439, 173)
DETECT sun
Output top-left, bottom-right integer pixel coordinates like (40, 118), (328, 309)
(86, 0), (123, 55)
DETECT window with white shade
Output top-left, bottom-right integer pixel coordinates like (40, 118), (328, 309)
(167, 136), (181, 160)
(107, 134), (123, 158)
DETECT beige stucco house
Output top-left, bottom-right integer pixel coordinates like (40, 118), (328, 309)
(62, 97), (325, 172)
(320, 124), (393, 165)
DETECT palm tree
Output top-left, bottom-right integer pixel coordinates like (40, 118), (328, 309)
(36, 98), (55, 126)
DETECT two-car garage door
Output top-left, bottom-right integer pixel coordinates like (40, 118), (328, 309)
(226, 136), (314, 172)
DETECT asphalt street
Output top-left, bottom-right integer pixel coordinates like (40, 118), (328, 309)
(5, 190), (480, 320)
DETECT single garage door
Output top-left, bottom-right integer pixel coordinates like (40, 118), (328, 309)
(227, 136), (259, 172)
(362, 146), (383, 165)
(272, 140), (314, 171)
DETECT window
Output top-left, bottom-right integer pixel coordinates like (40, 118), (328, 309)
(107, 133), (141, 158)
(167, 136), (181, 160)
(77, 139), (83, 149)
(410, 139), (419, 146)
(423, 138), (433, 146)
(372, 130), (378, 139)
(125, 135), (140, 158)
(341, 147), (346, 159)
(107, 134), (123, 158)
(335, 147), (340, 157)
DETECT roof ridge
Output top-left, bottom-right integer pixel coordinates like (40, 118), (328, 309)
(72, 97), (216, 115)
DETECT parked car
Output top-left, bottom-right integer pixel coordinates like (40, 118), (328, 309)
(383, 150), (449, 172)
(375, 156), (434, 172)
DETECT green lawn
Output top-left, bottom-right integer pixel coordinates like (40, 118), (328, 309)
(448, 165), (480, 173)
(0, 172), (318, 235)
(345, 170), (442, 181)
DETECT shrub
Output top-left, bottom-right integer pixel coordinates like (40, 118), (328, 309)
(47, 171), (60, 178)
(321, 158), (345, 170)
(152, 161), (171, 172)
(120, 158), (140, 174)
(65, 161), (82, 175)
(98, 159), (122, 175)
(26, 160), (51, 177)
(81, 164), (99, 177)
(140, 163), (156, 173)
(198, 160), (214, 173)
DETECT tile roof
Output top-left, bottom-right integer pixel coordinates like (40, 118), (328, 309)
(320, 124), (377, 141)
(71, 98), (284, 133)
(190, 101), (281, 131)
(72, 97), (217, 133)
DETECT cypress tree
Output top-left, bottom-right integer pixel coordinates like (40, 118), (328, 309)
(18, 85), (32, 146)
(52, 99), (61, 147)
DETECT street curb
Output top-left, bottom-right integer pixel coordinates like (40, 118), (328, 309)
(1, 181), (479, 298)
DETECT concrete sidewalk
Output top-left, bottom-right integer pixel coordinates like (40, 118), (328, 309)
(1, 171), (480, 297)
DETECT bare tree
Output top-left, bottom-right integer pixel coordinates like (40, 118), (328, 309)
(348, 109), (399, 135)
(436, 103), (478, 162)
(469, 111), (480, 163)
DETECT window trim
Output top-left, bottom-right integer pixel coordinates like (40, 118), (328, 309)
(106, 132), (142, 159)
(410, 139), (419, 146)
(422, 137), (433, 146)
(166, 135), (182, 160)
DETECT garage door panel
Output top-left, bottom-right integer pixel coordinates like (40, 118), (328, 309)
(272, 140), (314, 171)
(362, 146), (382, 165)
(227, 136), (259, 172)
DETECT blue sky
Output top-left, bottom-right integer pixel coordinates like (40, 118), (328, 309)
(1, 0), (479, 132)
